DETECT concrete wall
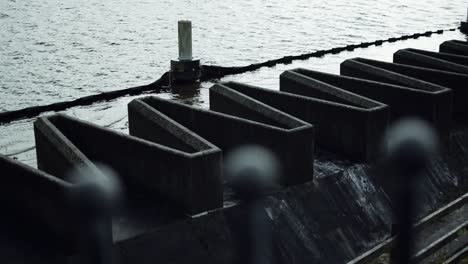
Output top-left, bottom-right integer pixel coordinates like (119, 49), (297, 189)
(209, 84), (315, 185)
(110, 209), (234, 264)
(34, 116), (100, 179)
(340, 58), (454, 134)
(401, 48), (468, 66)
(220, 80), (388, 162)
(135, 96), (314, 185)
(288, 68), (444, 123)
(342, 58), (466, 117)
(0, 154), (74, 248)
(440, 40), (468, 56)
(210, 83), (311, 129)
(394, 49), (468, 75)
(35, 117), (115, 251)
(278, 71), (390, 162)
(35, 114), (223, 215)
(128, 99), (218, 154)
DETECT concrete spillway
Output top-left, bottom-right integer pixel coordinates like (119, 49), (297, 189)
(1, 39), (468, 263)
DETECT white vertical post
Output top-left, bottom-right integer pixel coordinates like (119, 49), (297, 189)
(178, 20), (193, 61)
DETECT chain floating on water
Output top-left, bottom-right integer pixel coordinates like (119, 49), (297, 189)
(0, 26), (461, 125)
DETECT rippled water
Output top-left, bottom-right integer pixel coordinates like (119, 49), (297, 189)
(0, 0), (466, 111)
(0, 0), (467, 166)
(2, 30), (467, 167)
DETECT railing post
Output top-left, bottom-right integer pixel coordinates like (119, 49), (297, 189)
(68, 165), (122, 264)
(225, 145), (279, 264)
(384, 119), (438, 264)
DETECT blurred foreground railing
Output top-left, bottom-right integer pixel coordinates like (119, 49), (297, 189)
(346, 192), (468, 264)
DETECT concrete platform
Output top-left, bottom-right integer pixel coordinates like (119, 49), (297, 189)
(35, 114), (223, 216)
(440, 40), (468, 56)
(340, 58), (455, 133)
(394, 48), (468, 75)
(131, 96), (315, 185)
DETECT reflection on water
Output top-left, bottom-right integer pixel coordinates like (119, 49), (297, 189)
(171, 82), (202, 106)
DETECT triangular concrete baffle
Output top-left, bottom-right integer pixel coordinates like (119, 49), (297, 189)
(341, 58), (459, 127)
(0, 151), (113, 258)
(281, 68), (443, 123)
(129, 96), (314, 186)
(34, 114), (223, 216)
(440, 40), (468, 56)
(394, 48), (468, 75)
(280, 69), (389, 161)
(213, 77), (389, 162)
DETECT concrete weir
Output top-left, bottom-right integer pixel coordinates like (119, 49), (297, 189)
(394, 48), (468, 75)
(340, 58), (456, 131)
(34, 114), (223, 215)
(279, 69), (390, 161)
(3, 34), (468, 264)
(129, 96), (314, 185)
(440, 40), (468, 56)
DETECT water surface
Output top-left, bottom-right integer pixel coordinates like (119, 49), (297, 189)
(0, 0), (465, 111)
